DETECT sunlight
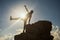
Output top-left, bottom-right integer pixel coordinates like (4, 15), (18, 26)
(19, 12), (26, 20)
(10, 5), (27, 20)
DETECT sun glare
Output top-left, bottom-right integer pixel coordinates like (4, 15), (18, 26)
(10, 5), (28, 20)
(20, 13), (26, 19)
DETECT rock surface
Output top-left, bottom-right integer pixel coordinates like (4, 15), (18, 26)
(14, 21), (54, 40)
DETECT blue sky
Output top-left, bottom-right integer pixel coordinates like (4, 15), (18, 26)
(0, 0), (60, 40)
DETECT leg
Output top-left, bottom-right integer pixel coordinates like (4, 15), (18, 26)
(28, 16), (31, 24)
(23, 19), (27, 33)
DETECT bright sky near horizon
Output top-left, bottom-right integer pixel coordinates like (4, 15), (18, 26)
(0, 0), (60, 40)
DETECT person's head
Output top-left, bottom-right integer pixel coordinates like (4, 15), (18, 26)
(30, 10), (33, 13)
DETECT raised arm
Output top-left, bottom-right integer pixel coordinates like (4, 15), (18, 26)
(24, 5), (29, 13)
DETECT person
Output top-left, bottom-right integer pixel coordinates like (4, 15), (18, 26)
(23, 5), (34, 32)
(10, 5), (34, 33)
(24, 5), (34, 24)
(26, 10), (33, 24)
(23, 10), (33, 33)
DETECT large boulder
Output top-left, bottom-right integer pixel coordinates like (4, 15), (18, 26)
(14, 20), (54, 40)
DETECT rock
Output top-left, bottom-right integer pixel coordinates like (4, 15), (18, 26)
(14, 20), (54, 40)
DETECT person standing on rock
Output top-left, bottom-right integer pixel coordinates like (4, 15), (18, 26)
(23, 5), (34, 32)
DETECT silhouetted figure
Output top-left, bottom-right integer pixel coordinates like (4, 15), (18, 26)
(23, 10), (33, 32)
(23, 5), (33, 32)
(24, 5), (33, 24)
(10, 5), (33, 33)
(14, 20), (54, 40)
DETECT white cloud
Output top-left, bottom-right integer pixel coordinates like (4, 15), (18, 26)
(51, 25), (60, 40)
(0, 28), (23, 40)
(0, 34), (13, 40)
(0, 25), (60, 40)
(15, 29), (23, 34)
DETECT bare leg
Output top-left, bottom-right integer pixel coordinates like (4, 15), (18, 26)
(23, 19), (27, 33)
(28, 16), (31, 24)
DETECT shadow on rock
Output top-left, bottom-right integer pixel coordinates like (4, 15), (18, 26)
(14, 20), (54, 40)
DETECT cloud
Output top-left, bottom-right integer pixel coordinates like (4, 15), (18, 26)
(0, 28), (23, 40)
(15, 29), (23, 34)
(51, 25), (60, 40)
(0, 25), (60, 40)
(0, 34), (13, 40)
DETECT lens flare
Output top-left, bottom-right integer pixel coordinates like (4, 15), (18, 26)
(20, 13), (26, 19)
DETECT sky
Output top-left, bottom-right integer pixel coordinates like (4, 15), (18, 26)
(0, 0), (60, 40)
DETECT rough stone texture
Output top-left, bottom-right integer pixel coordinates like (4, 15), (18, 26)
(14, 21), (54, 40)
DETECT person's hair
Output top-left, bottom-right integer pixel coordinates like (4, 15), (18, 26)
(31, 10), (33, 13)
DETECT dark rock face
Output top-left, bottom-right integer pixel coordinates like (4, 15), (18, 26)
(14, 21), (54, 40)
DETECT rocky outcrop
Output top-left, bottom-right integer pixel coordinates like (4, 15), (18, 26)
(14, 21), (54, 40)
